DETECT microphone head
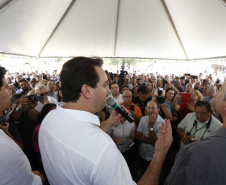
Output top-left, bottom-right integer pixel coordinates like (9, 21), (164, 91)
(106, 96), (116, 107)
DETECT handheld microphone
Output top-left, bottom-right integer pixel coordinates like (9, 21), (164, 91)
(106, 97), (134, 123)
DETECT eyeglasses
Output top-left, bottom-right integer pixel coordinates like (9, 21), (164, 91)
(38, 92), (48, 96)
(145, 107), (157, 110)
(195, 111), (208, 116)
(123, 95), (132, 99)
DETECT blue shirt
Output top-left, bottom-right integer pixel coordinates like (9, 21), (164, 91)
(203, 96), (211, 102)
(199, 87), (204, 93)
(137, 115), (163, 161)
(165, 102), (174, 115)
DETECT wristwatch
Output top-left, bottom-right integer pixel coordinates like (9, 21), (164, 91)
(149, 128), (154, 131)
(16, 107), (22, 111)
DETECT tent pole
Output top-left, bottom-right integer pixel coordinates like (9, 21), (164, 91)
(219, 0), (226, 7)
(0, 0), (16, 13)
(160, 0), (189, 60)
(38, 0), (77, 57)
(39, 55), (226, 61)
(113, 0), (121, 57)
(0, 52), (37, 58)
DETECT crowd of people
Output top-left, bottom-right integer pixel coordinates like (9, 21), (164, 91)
(0, 57), (226, 185)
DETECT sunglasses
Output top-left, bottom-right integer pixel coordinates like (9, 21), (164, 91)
(39, 92), (48, 96)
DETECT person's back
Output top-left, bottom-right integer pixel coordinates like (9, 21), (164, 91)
(165, 128), (226, 185)
(39, 106), (134, 185)
(165, 82), (226, 185)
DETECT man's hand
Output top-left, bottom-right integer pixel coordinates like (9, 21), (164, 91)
(129, 110), (137, 117)
(28, 101), (38, 109)
(38, 79), (48, 85)
(100, 105), (131, 132)
(154, 119), (173, 157)
(108, 105), (131, 127)
(32, 171), (45, 184)
(19, 95), (30, 110)
(114, 139), (122, 145)
(129, 137), (133, 143)
(44, 100), (49, 105)
(148, 114), (157, 128)
(151, 96), (157, 103)
(181, 134), (192, 145)
(0, 123), (9, 134)
(186, 103), (195, 112)
(175, 92), (181, 100)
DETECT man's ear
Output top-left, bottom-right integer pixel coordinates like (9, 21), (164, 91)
(157, 108), (160, 114)
(81, 84), (92, 99)
(209, 110), (213, 116)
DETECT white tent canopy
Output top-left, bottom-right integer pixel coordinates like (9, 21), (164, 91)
(0, 0), (226, 60)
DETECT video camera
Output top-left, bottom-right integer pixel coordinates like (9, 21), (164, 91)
(118, 65), (128, 87)
(27, 94), (44, 104)
(156, 88), (165, 104)
(186, 132), (195, 143)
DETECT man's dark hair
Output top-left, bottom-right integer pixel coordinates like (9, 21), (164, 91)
(48, 79), (55, 84)
(60, 57), (103, 102)
(19, 79), (29, 84)
(202, 79), (207, 85)
(195, 100), (212, 113)
(0, 66), (6, 89)
(137, 78), (142, 81)
(177, 86), (184, 92)
(10, 94), (23, 104)
(137, 85), (148, 94)
(122, 85), (129, 89)
(110, 82), (119, 89)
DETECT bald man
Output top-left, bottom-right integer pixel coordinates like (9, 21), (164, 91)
(185, 83), (193, 94)
(120, 90), (142, 126)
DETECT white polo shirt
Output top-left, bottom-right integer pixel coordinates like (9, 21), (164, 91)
(178, 112), (222, 148)
(39, 106), (135, 185)
(0, 130), (42, 185)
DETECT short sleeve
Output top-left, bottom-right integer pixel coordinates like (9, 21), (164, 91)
(177, 114), (189, 131)
(137, 117), (145, 133)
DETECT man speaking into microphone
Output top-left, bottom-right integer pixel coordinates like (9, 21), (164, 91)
(39, 57), (172, 185)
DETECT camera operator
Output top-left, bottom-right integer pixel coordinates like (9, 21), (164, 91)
(177, 100), (222, 148)
(152, 88), (172, 121)
(11, 94), (39, 123)
(10, 93), (40, 170)
(34, 84), (58, 113)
